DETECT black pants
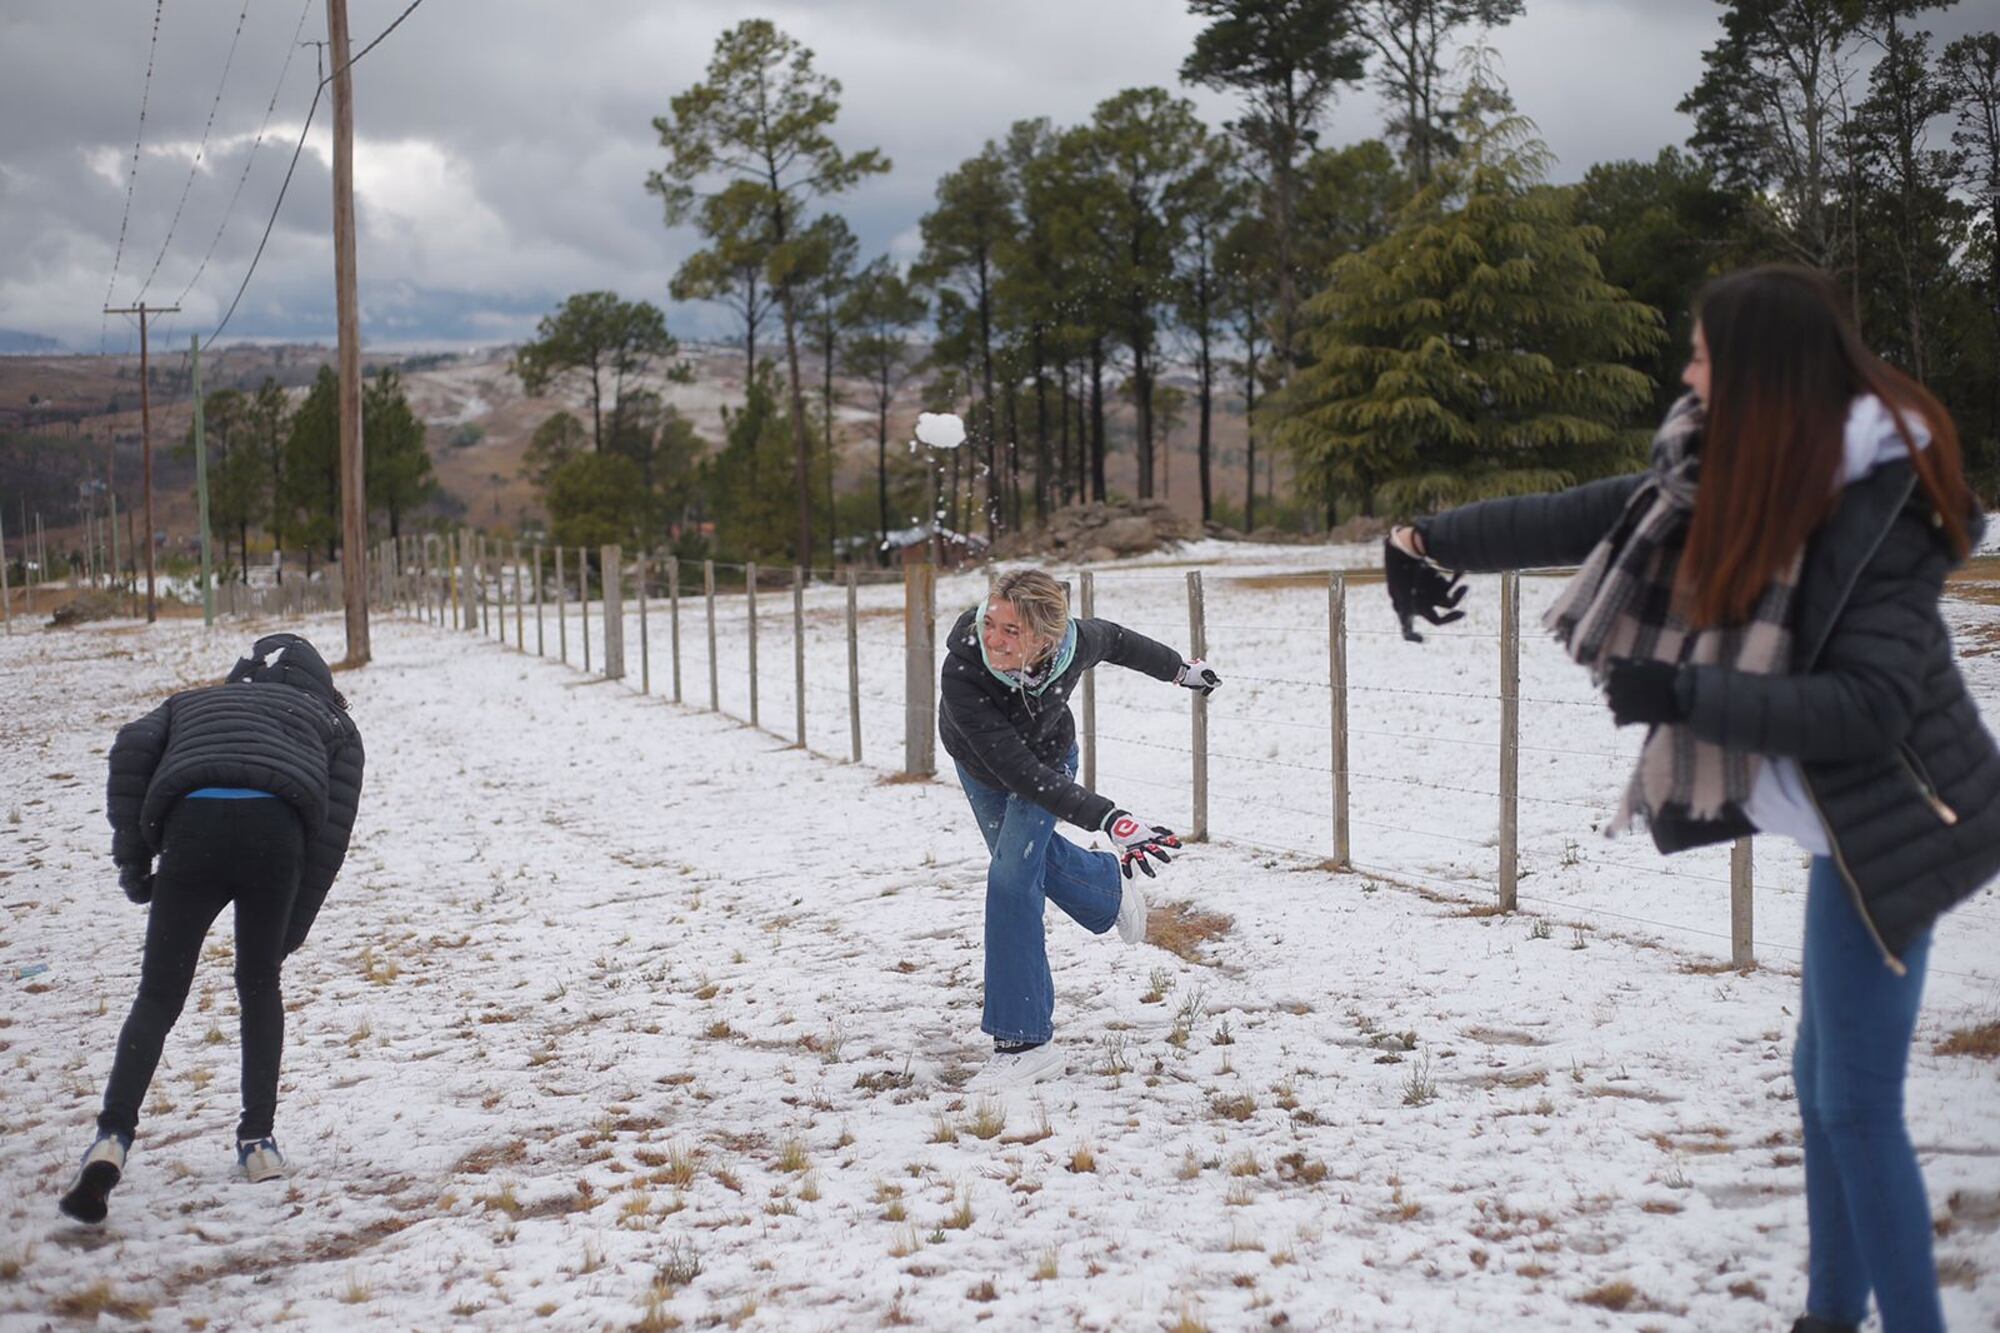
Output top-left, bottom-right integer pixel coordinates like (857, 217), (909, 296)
(98, 798), (304, 1143)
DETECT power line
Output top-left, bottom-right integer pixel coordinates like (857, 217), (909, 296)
(136, 0), (252, 305)
(336, 0), (425, 82)
(204, 0), (428, 351)
(101, 0), (167, 355)
(175, 0), (316, 310)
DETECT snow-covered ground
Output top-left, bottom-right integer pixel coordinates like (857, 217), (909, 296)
(2, 542), (1997, 1331)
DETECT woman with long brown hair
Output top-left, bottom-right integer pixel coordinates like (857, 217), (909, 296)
(1383, 264), (1996, 1333)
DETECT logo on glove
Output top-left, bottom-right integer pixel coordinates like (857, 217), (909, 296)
(1110, 815), (1142, 841)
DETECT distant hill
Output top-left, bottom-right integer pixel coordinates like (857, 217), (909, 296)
(0, 330), (63, 355)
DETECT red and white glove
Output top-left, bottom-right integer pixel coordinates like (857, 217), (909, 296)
(1103, 809), (1181, 879)
(1175, 659), (1221, 696)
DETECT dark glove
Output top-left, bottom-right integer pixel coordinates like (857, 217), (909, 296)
(118, 865), (154, 904)
(1383, 534), (1467, 643)
(1604, 659), (1686, 727)
(1175, 659), (1221, 697)
(1104, 810), (1180, 879)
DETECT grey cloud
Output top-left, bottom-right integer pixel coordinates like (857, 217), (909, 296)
(20, 0), (1965, 352)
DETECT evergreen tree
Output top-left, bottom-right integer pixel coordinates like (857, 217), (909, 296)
(1273, 105), (1664, 516)
(995, 118), (1067, 522)
(649, 19), (888, 568)
(362, 369), (436, 543)
(709, 362), (825, 563)
(248, 378), (288, 581)
(1218, 211), (1277, 528)
(1354, 0), (1525, 184)
(512, 292), (682, 452)
(798, 213), (860, 564)
(1678, 0), (1863, 271)
(523, 411), (589, 487)
(840, 258), (928, 559)
(1847, 5), (1965, 383)
(281, 367), (341, 570)
(1182, 0), (1368, 369)
(1295, 138), (1407, 277)
(1174, 136), (1248, 522)
(1574, 148), (1742, 412)
(545, 452), (650, 551)
(668, 181), (779, 379)
(1942, 31), (2000, 481)
(1072, 87), (1215, 499)
(915, 145), (1016, 539)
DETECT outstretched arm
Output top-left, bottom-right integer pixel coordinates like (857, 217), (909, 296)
(1077, 617), (1184, 682)
(1415, 473), (1647, 574)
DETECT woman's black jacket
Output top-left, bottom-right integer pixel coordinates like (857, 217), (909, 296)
(1419, 465), (2000, 966)
(939, 606), (1182, 832)
(106, 676), (365, 954)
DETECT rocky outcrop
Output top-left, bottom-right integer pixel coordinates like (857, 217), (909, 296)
(990, 500), (1202, 563)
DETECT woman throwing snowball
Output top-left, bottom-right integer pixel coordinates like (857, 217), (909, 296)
(940, 568), (1220, 1089)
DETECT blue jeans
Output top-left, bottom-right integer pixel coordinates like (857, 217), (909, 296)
(954, 749), (1123, 1045)
(1795, 856), (1942, 1333)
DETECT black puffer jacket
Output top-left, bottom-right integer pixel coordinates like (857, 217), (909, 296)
(106, 637), (364, 952)
(939, 605), (1183, 831)
(1420, 462), (2000, 966)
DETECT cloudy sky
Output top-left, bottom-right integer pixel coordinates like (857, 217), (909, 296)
(0, 1), (1977, 355)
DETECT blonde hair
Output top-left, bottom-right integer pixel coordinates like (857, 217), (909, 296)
(992, 569), (1069, 659)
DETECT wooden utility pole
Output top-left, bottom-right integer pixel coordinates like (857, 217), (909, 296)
(328, 0), (369, 665)
(191, 336), (215, 627)
(103, 301), (177, 623)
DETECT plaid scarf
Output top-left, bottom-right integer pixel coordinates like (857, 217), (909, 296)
(1543, 394), (1802, 833)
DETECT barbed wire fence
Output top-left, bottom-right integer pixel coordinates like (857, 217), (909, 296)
(363, 531), (2000, 988)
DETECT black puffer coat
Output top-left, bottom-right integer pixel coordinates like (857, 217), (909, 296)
(939, 605), (1182, 831)
(106, 637), (364, 952)
(1420, 462), (2000, 967)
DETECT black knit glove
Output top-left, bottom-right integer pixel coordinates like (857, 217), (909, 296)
(1604, 659), (1685, 727)
(118, 864), (154, 905)
(1383, 534), (1467, 643)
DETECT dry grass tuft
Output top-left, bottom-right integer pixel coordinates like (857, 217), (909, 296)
(1937, 1021), (2000, 1059)
(1576, 1280), (1640, 1311)
(1067, 1142), (1097, 1174)
(1148, 901), (1235, 963)
(50, 1282), (152, 1322)
(965, 1098), (1007, 1141)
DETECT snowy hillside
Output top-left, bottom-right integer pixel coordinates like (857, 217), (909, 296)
(2, 544), (1997, 1331)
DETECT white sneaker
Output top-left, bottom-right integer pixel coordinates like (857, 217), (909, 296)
(1116, 879), (1148, 945)
(58, 1132), (130, 1224)
(965, 1043), (1066, 1092)
(237, 1137), (287, 1183)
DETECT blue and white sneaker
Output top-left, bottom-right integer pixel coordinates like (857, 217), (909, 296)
(237, 1137), (286, 1183)
(59, 1131), (131, 1224)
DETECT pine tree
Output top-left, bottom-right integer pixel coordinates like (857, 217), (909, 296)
(282, 367), (341, 570)
(840, 258), (927, 559)
(362, 369), (436, 543)
(649, 20), (888, 568)
(1273, 104), (1663, 516)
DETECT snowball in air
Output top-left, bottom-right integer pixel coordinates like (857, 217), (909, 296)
(915, 412), (966, 449)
